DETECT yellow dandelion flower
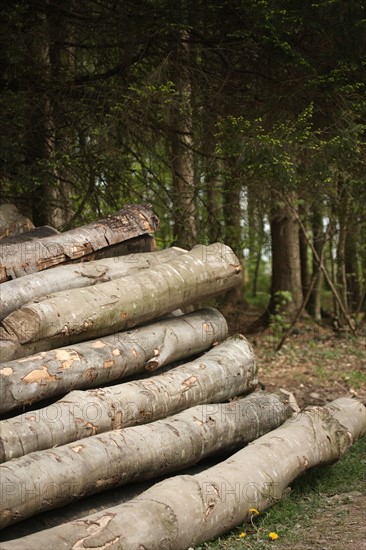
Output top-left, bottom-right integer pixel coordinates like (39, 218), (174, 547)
(248, 507), (260, 516)
(269, 532), (279, 540)
(239, 532), (247, 538)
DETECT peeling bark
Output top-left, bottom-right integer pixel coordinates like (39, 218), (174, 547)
(2, 398), (364, 549)
(0, 204), (159, 282)
(0, 308), (227, 414)
(0, 336), (257, 460)
(0, 243), (241, 361)
(0, 247), (186, 320)
(0, 392), (294, 528)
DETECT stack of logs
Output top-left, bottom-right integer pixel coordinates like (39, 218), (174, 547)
(0, 204), (365, 549)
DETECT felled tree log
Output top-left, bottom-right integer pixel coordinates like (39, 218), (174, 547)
(0, 204), (34, 240)
(0, 243), (241, 361)
(0, 247), (186, 320)
(0, 481), (154, 541)
(80, 234), (156, 260)
(0, 204), (159, 282)
(2, 398), (364, 549)
(0, 308), (227, 414)
(0, 225), (59, 246)
(0, 392), (295, 528)
(0, 335), (257, 460)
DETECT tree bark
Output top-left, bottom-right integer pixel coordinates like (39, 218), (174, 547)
(0, 204), (159, 282)
(0, 392), (294, 528)
(0, 335), (257, 461)
(0, 226), (59, 247)
(171, 29), (197, 249)
(0, 243), (241, 361)
(307, 206), (324, 320)
(0, 308), (227, 414)
(299, 222), (310, 297)
(337, 209), (349, 326)
(0, 247), (186, 321)
(223, 158), (242, 263)
(0, 205), (34, 240)
(268, 198), (303, 318)
(0, 479), (155, 540)
(345, 214), (361, 313)
(83, 234), (156, 259)
(203, 113), (221, 243)
(2, 398), (364, 549)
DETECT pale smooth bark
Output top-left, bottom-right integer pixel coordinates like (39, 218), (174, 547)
(0, 204), (34, 240)
(0, 204), (159, 282)
(0, 243), (241, 361)
(0, 247), (186, 320)
(0, 392), (295, 527)
(0, 308), (227, 414)
(0, 336), (256, 461)
(2, 398), (364, 549)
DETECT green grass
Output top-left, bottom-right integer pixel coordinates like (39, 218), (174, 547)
(341, 370), (366, 389)
(195, 436), (366, 549)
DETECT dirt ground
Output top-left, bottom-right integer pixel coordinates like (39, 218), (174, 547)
(276, 492), (366, 550)
(227, 308), (366, 550)
(225, 306), (366, 407)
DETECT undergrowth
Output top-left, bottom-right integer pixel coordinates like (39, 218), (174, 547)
(195, 436), (366, 549)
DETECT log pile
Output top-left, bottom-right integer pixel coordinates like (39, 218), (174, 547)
(0, 204), (365, 548)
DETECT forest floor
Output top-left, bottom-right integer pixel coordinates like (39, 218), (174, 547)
(198, 308), (366, 550)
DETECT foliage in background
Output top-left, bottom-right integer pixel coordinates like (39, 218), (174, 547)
(1, 0), (365, 320)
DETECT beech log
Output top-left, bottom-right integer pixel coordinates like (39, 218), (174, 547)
(0, 204), (159, 282)
(0, 392), (295, 527)
(0, 243), (241, 361)
(0, 247), (185, 320)
(0, 335), (257, 460)
(1, 398), (364, 548)
(0, 225), (59, 246)
(0, 308), (227, 414)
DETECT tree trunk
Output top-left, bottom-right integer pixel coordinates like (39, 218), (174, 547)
(307, 206), (324, 320)
(220, 158), (247, 309)
(24, 5), (74, 228)
(0, 479), (155, 540)
(222, 158), (242, 262)
(171, 29), (197, 249)
(0, 244), (241, 361)
(268, 198), (303, 318)
(0, 391), (294, 528)
(0, 205), (34, 240)
(0, 247), (186, 320)
(2, 398), (364, 549)
(247, 194), (265, 298)
(337, 210), (349, 326)
(0, 204), (159, 282)
(299, 222), (310, 297)
(345, 214), (361, 313)
(0, 336), (257, 461)
(0, 308), (227, 414)
(203, 114), (221, 243)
